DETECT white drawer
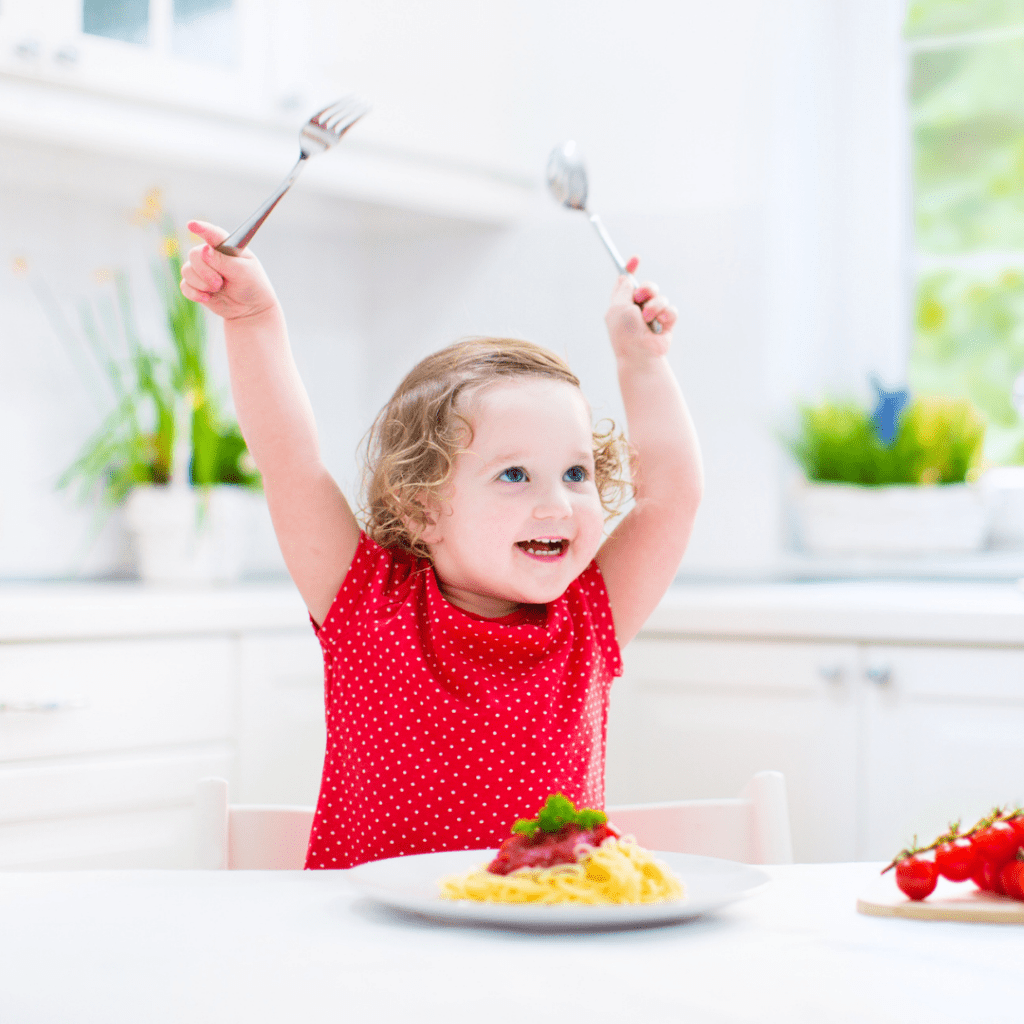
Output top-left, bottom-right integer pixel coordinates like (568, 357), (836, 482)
(0, 745), (233, 824)
(863, 644), (1024, 701)
(0, 638), (234, 761)
(624, 638), (859, 694)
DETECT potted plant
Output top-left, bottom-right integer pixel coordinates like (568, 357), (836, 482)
(56, 192), (262, 584)
(786, 384), (990, 556)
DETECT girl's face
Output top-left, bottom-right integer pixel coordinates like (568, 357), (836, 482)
(421, 377), (606, 618)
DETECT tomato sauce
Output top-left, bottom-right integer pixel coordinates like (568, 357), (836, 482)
(487, 822), (619, 875)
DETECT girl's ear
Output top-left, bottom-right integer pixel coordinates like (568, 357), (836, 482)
(418, 513), (441, 545)
(408, 492), (443, 546)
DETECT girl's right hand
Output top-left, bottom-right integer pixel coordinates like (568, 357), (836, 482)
(179, 220), (279, 323)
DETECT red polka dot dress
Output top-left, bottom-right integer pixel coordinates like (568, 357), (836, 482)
(305, 532), (623, 869)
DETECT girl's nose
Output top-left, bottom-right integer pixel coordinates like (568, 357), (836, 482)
(532, 482), (573, 519)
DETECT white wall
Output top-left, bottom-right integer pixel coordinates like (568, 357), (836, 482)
(338, 0), (789, 576)
(760, 0), (910, 414)
(0, 0), (908, 580)
(0, 139), (372, 578)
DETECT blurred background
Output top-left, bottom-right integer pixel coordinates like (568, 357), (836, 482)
(0, 0), (1021, 582)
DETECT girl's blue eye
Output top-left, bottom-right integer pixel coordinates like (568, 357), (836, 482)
(499, 467), (527, 483)
(564, 465), (587, 483)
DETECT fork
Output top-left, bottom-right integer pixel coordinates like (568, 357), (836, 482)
(216, 96), (371, 257)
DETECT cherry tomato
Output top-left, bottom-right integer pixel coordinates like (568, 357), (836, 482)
(972, 857), (1006, 896)
(1006, 815), (1024, 846)
(972, 823), (1019, 867)
(935, 838), (977, 882)
(1000, 860), (1024, 902)
(895, 855), (938, 901)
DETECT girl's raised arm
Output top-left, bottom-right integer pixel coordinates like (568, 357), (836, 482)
(595, 258), (704, 647)
(180, 221), (360, 626)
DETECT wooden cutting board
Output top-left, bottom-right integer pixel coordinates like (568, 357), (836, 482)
(857, 873), (1024, 924)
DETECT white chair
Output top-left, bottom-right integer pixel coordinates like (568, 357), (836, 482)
(606, 770), (794, 864)
(193, 777), (315, 870)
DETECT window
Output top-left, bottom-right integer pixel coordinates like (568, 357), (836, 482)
(170, 0), (236, 67)
(83, 0), (150, 46)
(906, 1), (1024, 464)
(82, 0), (237, 67)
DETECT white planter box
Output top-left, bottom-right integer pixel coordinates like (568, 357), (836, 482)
(124, 485), (260, 585)
(981, 467), (1024, 550)
(793, 481), (991, 556)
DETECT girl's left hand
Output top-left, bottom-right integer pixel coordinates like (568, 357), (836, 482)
(604, 255), (677, 359)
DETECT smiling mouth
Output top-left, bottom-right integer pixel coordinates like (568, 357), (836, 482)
(516, 538), (569, 557)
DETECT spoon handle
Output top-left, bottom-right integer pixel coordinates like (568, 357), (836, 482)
(588, 214), (663, 334)
(588, 213), (627, 273)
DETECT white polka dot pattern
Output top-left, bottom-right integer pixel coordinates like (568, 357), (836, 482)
(305, 533), (623, 870)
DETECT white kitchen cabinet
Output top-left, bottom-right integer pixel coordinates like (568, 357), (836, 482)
(606, 638), (861, 863)
(0, 0), (533, 177)
(0, 636), (236, 868)
(608, 603), (1024, 863)
(4, 580), (1024, 868)
(236, 630), (325, 807)
(860, 644), (1024, 860)
(0, 0), (533, 224)
(0, 0), (272, 118)
(0, 583), (316, 870)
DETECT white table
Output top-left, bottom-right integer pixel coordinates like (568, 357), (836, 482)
(1, 863), (1020, 1023)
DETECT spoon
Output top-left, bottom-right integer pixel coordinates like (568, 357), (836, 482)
(546, 140), (662, 333)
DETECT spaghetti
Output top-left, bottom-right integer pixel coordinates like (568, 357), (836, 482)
(440, 836), (685, 905)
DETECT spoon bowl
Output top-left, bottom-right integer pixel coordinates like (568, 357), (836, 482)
(546, 140), (662, 334)
(546, 140), (589, 211)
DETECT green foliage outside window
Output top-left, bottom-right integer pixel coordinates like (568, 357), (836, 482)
(906, 0), (1024, 38)
(906, 0), (1024, 463)
(913, 269), (1024, 462)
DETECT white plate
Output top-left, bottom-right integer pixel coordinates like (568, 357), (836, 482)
(347, 849), (770, 929)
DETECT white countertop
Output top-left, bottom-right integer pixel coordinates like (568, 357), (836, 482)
(647, 579), (1024, 645)
(3, 578), (1024, 645)
(0, 581), (309, 642)
(0, 863), (1019, 1023)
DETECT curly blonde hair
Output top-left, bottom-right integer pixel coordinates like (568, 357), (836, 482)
(361, 337), (630, 558)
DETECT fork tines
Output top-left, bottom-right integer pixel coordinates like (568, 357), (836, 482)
(313, 96), (371, 134)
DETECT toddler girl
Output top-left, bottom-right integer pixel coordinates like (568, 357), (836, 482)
(180, 220), (703, 868)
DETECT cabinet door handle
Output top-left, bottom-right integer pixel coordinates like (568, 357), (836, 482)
(0, 698), (89, 713)
(13, 38), (40, 60)
(865, 666), (892, 685)
(817, 665), (844, 683)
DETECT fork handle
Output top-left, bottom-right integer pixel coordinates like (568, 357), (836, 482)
(216, 155), (308, 256)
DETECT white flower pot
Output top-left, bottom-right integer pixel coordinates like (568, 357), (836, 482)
(124, 484), (258, 585)
(981, 467), (1024, 550)
(792, 481), (991, 556)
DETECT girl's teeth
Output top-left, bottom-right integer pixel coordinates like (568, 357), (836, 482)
(518, 539), (566, 556)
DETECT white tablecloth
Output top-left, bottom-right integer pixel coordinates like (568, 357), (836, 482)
(1, 863), (1020, 1023)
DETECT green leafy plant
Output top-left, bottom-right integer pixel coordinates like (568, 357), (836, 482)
(49, 193), (259, 508)
(788, 396), (986, 486)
